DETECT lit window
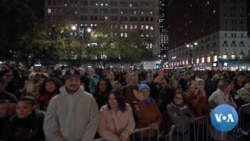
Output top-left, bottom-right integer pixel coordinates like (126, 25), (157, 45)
(141, 25), (144, 30)
(130, 25), (133, 30)
(207, 56), (211, 63)
(48, 8), (51, 14)
(223, 54), (227, 59)
(196, 58), (200, 64)
(201, 57), (205, 63)
(213, 55), (218, 62)
(149, 43), (153, 48)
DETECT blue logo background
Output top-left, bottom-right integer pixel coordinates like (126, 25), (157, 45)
(210, 104), (238, 132)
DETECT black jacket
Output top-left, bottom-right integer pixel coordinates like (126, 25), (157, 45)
(0, 115), (11, 140)
(7, 110), (45, 141)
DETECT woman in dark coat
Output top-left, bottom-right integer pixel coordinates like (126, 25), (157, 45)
(92, 78), (113, 109)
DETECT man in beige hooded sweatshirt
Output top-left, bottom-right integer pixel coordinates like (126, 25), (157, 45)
(43, 69), (99, 141)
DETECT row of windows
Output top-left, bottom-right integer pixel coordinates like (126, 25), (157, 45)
(224, 20), (244, 24)
(224, 33), (244, 38)
(47, 1), (155, 8)
(47, 8), (154, 15)
(223, 13), (245, 18)
(196, 41), (245, 50)
(223, 41), (245, 47)
(224, 27), (245, 31)
(223, 0), (244, 4)
(223, 6), (244, 11)
(194, 34), (246, 50)
(79, 15), (154, 22)
(200, 35), (216, 43)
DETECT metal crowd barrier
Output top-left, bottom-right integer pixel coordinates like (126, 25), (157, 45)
(162, 115), (209, 141)
(162, 103), (250, 141)
(94, 127), (160, 141)
(234, 103), (250, 139)
(94, 104), (250, 141)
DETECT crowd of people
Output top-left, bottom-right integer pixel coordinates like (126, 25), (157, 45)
(0, 63), (250, 141)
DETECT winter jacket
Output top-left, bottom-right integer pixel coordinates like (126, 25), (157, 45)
(7, 110), (45, 141)
(98, 104), (135, 141)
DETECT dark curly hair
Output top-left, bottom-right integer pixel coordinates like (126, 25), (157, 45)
(39, 77), (63, 94)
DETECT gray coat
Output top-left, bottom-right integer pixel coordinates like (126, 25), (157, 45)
(167, 103), (194, 141)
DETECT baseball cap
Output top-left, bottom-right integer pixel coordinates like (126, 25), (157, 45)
(64, 69), (81, 79)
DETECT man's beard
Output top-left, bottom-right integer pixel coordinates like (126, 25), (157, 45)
(66, 86), (79, 94)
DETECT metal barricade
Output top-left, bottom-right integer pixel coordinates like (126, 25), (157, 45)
(213, 103), (250, 141)
(233, 103), (250, 140)
(94, 127), (160, 141)
(94, 104), (250, 141)
(163, 116), (209, 141)
(164, 103), (250, 141)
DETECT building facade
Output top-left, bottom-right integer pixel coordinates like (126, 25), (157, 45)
(45, 0), (160, 58)
(168, 0), (250, 71)
(159, 0), (169, 66)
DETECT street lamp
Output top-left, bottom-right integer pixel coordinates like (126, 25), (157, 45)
(221, 53), (228, 70)
(171, 56), (177, 68)
(186, 42), (198, 68)
(71, 24), (92, 67)
(157, 54), (167, 68)
(100, 54), (107, 69)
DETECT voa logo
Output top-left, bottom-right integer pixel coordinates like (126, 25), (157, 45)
(214, 113), (235, 122)
(210, 104), (238, 132)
